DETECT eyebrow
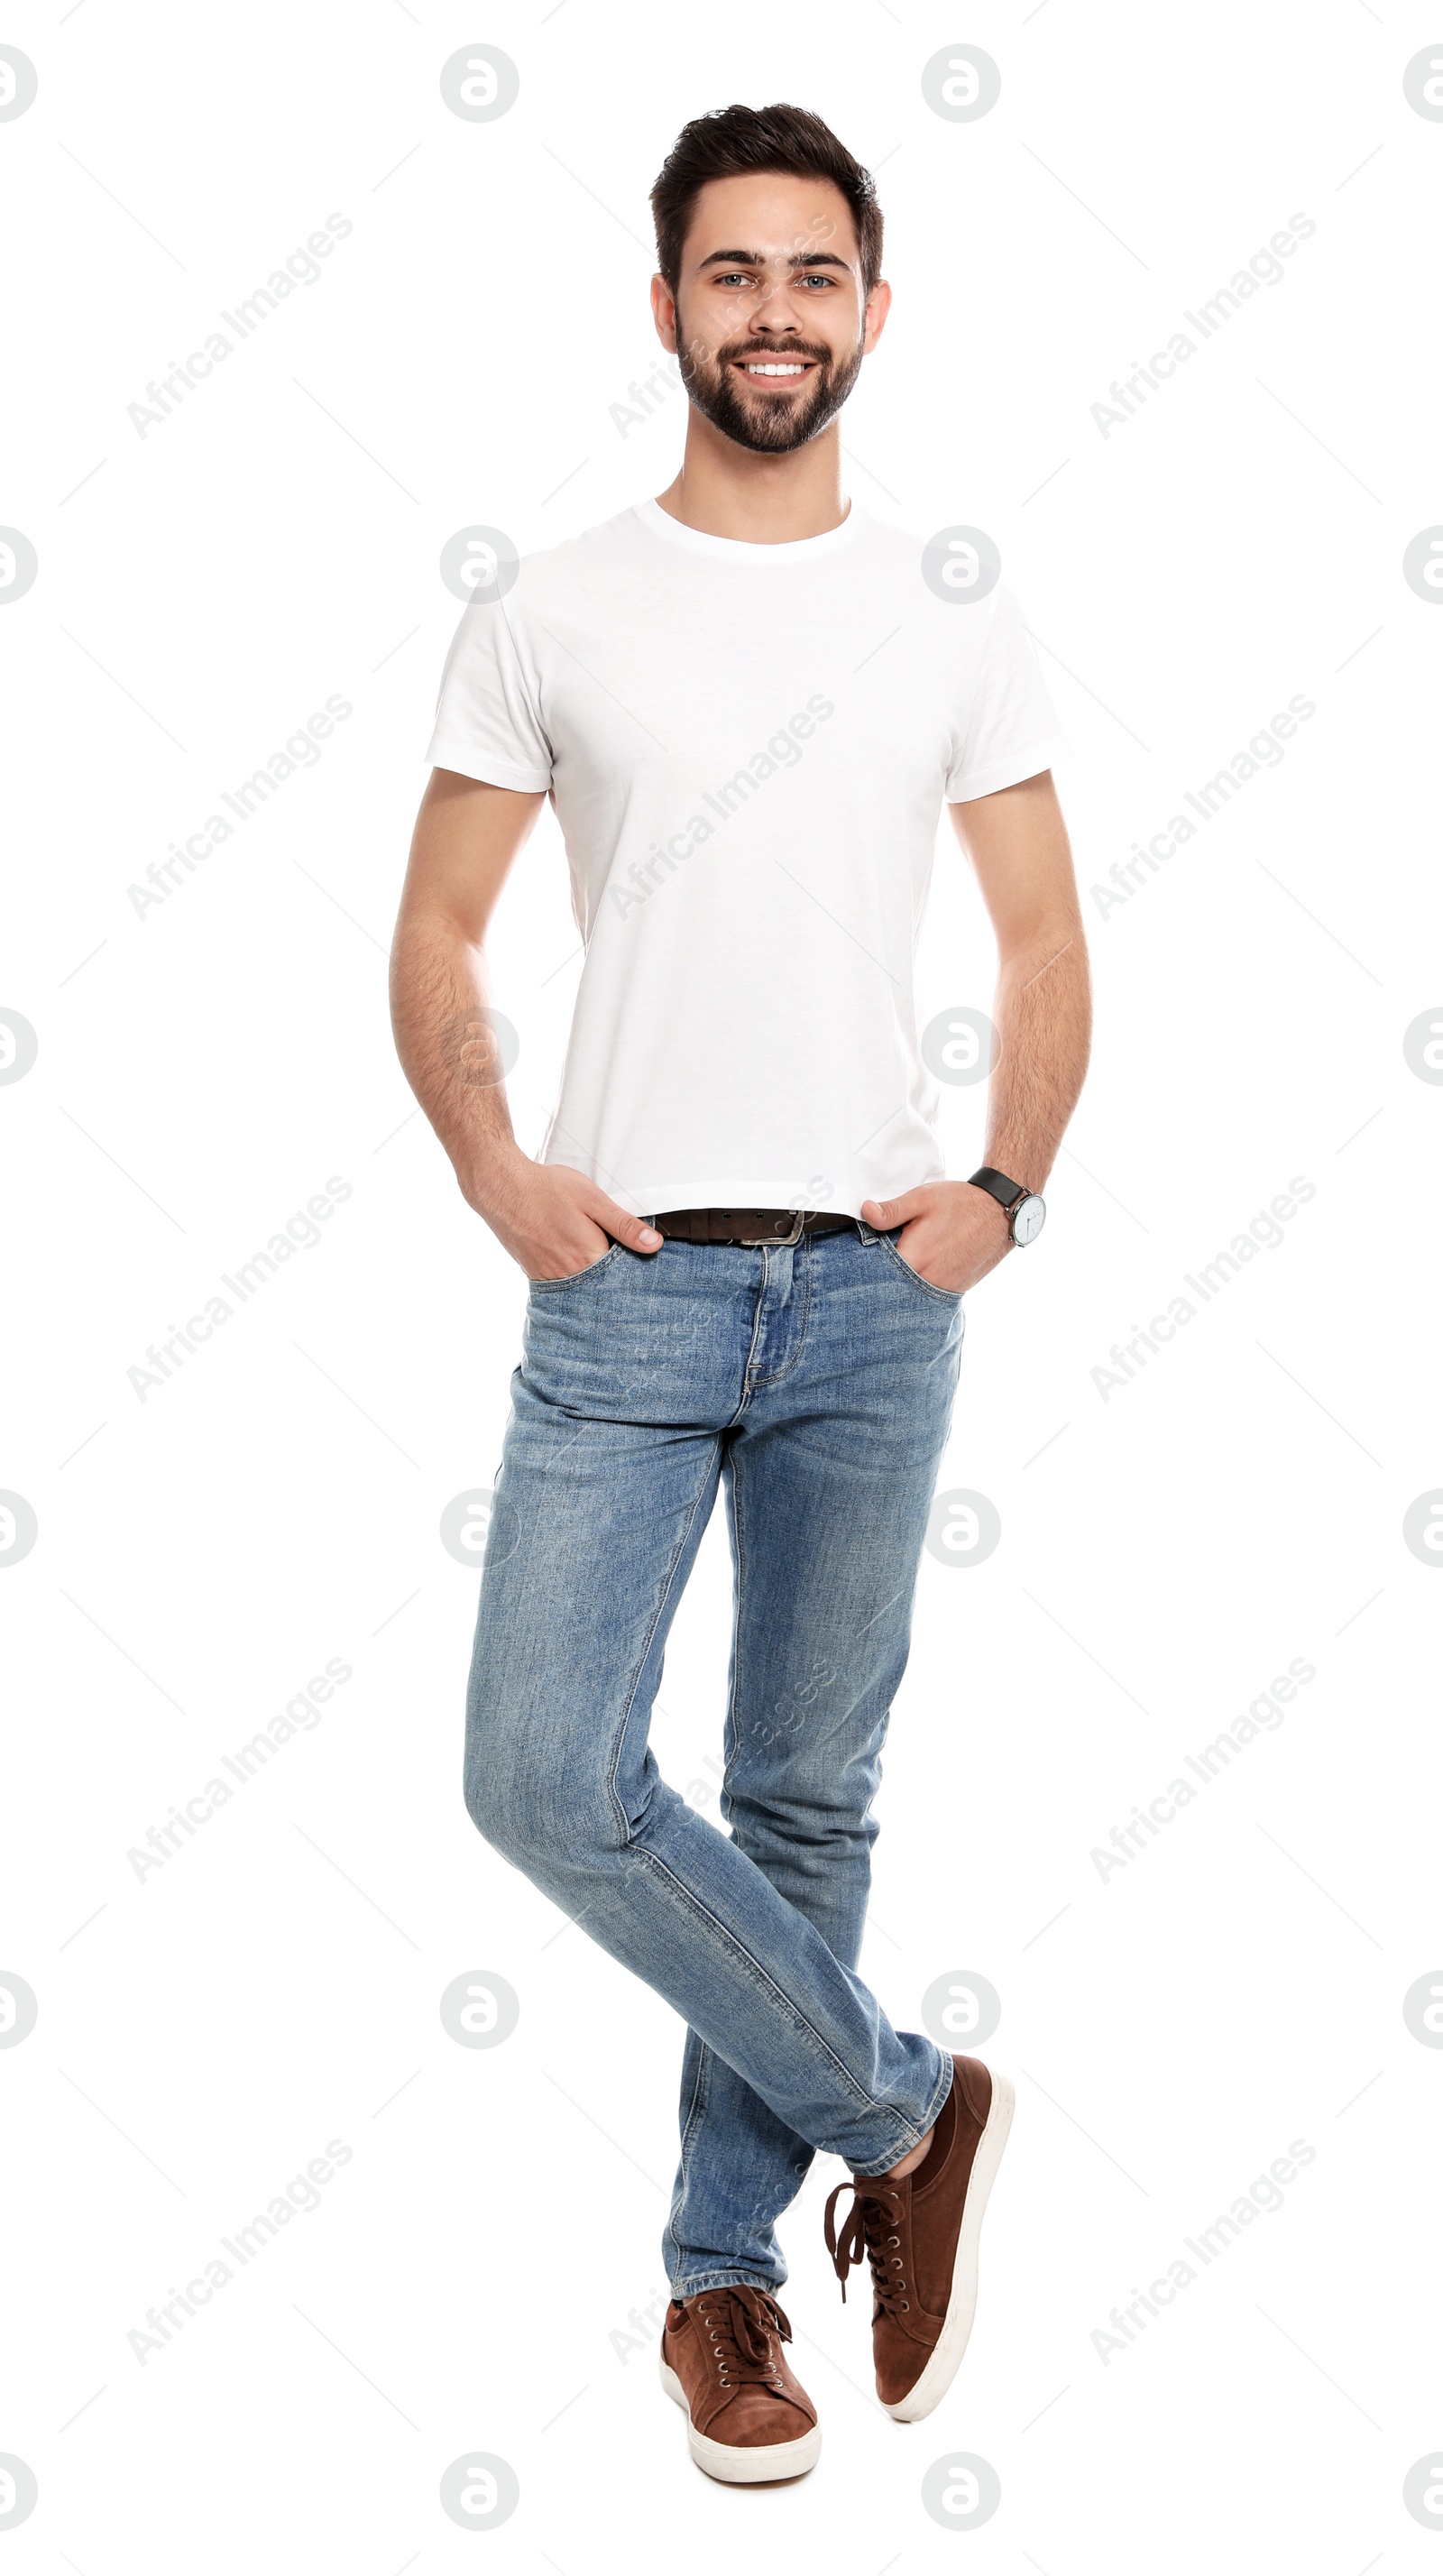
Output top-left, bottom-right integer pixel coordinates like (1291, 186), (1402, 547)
(696, 249), (852, 273)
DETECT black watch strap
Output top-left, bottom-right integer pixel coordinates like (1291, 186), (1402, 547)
(969, 1165), (1028, 1211)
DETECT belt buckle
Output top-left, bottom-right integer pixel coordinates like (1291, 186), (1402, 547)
(739, 1209), (805, 1247)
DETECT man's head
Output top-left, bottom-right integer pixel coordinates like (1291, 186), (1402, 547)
(649, 104), (888, 455)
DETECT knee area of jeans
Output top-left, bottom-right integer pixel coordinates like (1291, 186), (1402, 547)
(461, 1766), (524, 1862)
(729, 1794), (879, 1854)
(461, 1752), (623, 1869)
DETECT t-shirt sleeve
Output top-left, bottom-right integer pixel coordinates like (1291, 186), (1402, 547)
(943, 583), (1068, 803)
(425, 595), (554, 791)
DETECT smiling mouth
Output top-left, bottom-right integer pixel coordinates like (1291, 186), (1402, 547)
(733, 358), (816, 384)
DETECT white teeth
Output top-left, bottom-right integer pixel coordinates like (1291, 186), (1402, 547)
(745, 363), (805, 376)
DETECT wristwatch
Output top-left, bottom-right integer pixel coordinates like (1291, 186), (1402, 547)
(969, 1166), (1046, 1246)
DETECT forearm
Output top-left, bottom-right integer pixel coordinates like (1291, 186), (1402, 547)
(388, 910), (526, 1217)
(982, 926), (1092, 1192)
(391, 773), (656, 1279)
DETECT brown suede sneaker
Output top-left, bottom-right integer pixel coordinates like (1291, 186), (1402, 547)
(659, 2286), (822, 2483)
(823, 2055), (1014, 2421)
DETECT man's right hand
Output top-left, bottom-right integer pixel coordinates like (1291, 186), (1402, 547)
(391, 778), (666, 1281)
(469, 1154), (663, 1282)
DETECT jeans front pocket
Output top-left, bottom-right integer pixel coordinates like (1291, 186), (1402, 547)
(874, 1228), (965, 1309)
(527, 1240), (623, 1293)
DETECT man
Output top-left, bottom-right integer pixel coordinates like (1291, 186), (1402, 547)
(391, 102), (1089, 2484)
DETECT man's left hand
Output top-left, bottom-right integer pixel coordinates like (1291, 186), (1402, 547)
(859, 1181), (1013, 1295)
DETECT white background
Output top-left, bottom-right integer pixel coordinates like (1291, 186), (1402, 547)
(3, 1), (1441, 2566)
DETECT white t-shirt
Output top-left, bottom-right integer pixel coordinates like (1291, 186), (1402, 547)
(427, 498), (1064, 1219)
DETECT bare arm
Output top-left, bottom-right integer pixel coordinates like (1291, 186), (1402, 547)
(389, 768), (662, 1279)
(860, 768), (1091, 1292)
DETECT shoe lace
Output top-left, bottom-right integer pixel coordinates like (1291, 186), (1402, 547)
(823, 2179), (911, 2320)
(696, 2287), (793, 2393)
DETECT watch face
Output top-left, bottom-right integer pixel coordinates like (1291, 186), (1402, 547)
(1012, 1193), (1046, 1245)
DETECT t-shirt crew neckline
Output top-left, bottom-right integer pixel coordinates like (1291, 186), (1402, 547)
(636, 495), (866, 562)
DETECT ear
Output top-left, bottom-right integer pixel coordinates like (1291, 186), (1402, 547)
(650, 272), (679, 354)
(862, 276), (892, 356)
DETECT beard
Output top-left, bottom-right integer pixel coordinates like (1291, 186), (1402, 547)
(676, 332), (865, 455)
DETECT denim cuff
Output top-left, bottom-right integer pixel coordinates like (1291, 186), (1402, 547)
(848, 2047), (956, 2181)
(667, 2267), (786, 2301)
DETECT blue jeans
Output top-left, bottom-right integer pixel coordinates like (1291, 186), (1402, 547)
(464, 1219), (963, 2297)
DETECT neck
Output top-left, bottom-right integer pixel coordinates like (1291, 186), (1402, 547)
(655, 413), (849, 545)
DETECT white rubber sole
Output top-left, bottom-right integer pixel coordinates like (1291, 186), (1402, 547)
(882, 2069), (1016, 2423)
(659, 2357), (823, 2482)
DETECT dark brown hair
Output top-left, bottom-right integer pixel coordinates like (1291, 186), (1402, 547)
(650, 103), (883, 297)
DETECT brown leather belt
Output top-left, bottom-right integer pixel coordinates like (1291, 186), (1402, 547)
(649, 1207), (855, 1247)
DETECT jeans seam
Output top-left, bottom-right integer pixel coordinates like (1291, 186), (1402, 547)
(605, 1444), (721, 1844)
(742, 1239), (813, 1394)
(666, 2042), (712, 2285)
(634, 1836), (928, 2151)
(731, 1259), (769, 1420)
(722, 1446), (748, 1807)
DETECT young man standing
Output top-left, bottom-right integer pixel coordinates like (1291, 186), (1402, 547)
(391, 104), (1089, 2483)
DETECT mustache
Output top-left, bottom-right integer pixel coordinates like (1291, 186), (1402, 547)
(718, 340), (832, 369)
